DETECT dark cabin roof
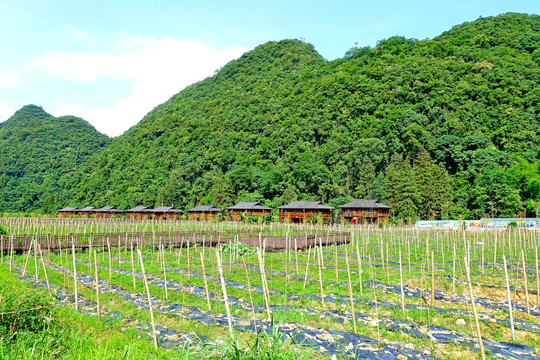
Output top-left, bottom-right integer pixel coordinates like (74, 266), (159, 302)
(226, 202), (272, 211)
(278, 201), (333, 210)
(338, 199), (391, 209)
(78, 206), (96, 212)
(126, 206), (149, 212)
(147, 206), (184, 214)
(95, 206), (123, 213)
(58, 207), (79, 212)
(187, 205), (221, 212)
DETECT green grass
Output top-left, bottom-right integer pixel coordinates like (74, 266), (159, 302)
(4, 220), (540, 359)
(0, 263), (193, 360)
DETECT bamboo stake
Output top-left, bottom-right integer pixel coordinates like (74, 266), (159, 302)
(162, 245), (168, 299)
(34, 240), (39, 281)
(344, 245), (357, 333)
(137, 249), (158, 349)
(241, 255), (255, 327)
(118, 235), (121, 267)
(407, 237), (411, 275)
(294, 239), (299, 275)
(536, 247), (539, 306)
(106, 238), (112, 283)
(317, 246), (325, 310)
(9, 236), (13, 272)
(303, 246), (311, 290)
(261, 247), (271, 309)
(399, 249), (405, 318)
(521, 249), (530, 315)
(465, 256), (485, 360)
(368, 255), (380, 343)
(37, 244), (51, 295)
(452, 241), (456, 293)
(355, 240), (363, 296)
(257, 248), (272, 320)
(187, 240), (191, 279)
(131, 243), (136, 290)
(431, 251), (435, 306)
(493, 233), (497, 268)
(22, 239), (34, 277)
(71, 241), (78, 311)
(481, 241), (485, 275)
(216, 250), (235, 339)
(200, 252), (211, 311)
(386, 242), (390, 283)
(94, 250), (101, 320)
(334, 243), (339, 283)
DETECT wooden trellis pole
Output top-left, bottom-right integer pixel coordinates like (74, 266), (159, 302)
(216, 250), (235, 339)
(465, 256), (485, 360)
(344, 245), (357, 333)
(137, 249), (158, 349)
(200, 252), (211, 311)
(71, 240), (78, 311)
(94, 250), (101, 320)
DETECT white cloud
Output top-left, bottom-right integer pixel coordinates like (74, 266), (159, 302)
(0, 72), (22, 89)
(34, 35), (250, 136)
(0, 102), (16, 121)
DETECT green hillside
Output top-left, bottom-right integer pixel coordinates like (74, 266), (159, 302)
(0, 105), (111, 212)
(3, 13), (540, 220)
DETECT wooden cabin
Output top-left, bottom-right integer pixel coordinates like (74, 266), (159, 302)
(77, 206), (96, 217)
(278, 201), (333, 224)
(146, 206), (183, 220)
(126, 206), (150, 220)
(186, 205), (221, 221)
(58, 207), (79, 217)
(338, 199), (391, 224)
(95, 206), (124, 219)
(226, 202), (272, 222)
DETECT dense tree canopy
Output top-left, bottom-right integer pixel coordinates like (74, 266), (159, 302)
(1, 13), (539, 220)
(0, 105), (110, 212)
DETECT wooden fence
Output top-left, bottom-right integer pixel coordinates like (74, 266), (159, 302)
(0, 230), (350, 252)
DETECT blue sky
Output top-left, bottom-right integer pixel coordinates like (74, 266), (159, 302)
(0, 1), (538, 136)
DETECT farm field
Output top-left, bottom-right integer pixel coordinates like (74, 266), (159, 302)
(1, 219), (540, 359)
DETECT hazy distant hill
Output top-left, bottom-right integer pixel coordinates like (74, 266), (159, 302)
(3, 13), (540, 219)
(0, 105), (110, 212)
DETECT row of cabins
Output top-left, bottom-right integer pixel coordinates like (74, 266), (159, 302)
(58, 199), (391, 224)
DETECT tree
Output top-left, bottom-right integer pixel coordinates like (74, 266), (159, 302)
(385, 153), (419, 222)
(472, 164), (523, 217)
(368, 172), (386, 202)
(354, 157), (376, 198)
(413, 147), (453, 219)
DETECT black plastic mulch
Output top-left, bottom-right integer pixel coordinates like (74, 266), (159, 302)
(78, 259), (539, 359)
(46, 261), (438, 360)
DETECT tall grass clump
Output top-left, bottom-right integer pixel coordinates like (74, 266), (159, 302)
(211, 317), (306, 360)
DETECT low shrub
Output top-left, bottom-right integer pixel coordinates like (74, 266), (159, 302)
(0, 267), (54, 339)
(220, 242), (257, 256)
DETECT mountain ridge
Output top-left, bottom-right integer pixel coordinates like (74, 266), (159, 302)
(1, 13), (539, 220)
(0, 105), (111, 212)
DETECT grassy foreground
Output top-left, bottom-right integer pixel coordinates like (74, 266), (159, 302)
(0, 264), (193, 360)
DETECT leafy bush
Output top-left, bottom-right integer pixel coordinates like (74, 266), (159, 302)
(0, 272), (54, 339)
(220, 242), (257, 256)
(0, 225), (7, 235)
(508, 221), (518, 228)
(247, 215), (263, 224)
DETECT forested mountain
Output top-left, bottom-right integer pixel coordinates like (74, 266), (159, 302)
(2, 13), (540, 220)
(0, 105), (111, 212)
